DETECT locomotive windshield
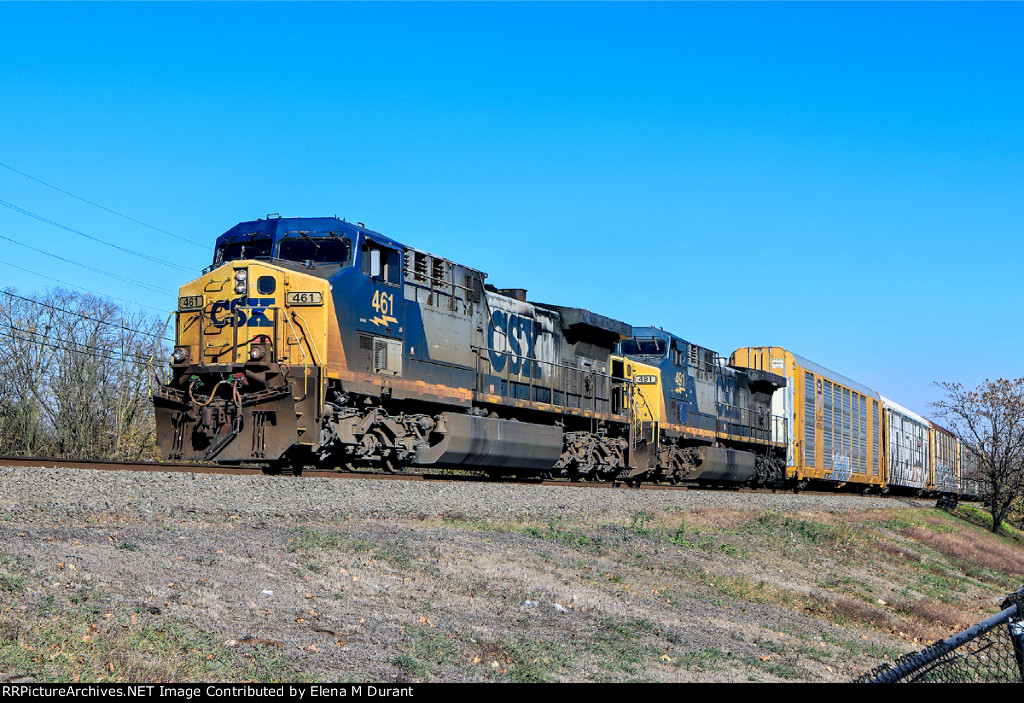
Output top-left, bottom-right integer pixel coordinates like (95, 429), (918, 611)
(213, 233), (353, 267)
(279, 235), (351, 265)
(619, 337), (668, 357)
(214, 236), (274, 265)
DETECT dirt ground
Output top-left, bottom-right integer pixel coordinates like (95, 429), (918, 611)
(6, 493), (1017, 684)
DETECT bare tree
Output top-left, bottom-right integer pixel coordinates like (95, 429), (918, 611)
(0, 291), (58, 455)
(0, 287), (168, 460)
(103, 305), (167, 460)
(932, 379), (1024, 534)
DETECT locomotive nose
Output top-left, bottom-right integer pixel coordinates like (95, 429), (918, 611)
(155, 260), (332, 463)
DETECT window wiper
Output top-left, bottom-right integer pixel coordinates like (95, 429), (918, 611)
(299, 232), (320, 254)
(297, 232), (321, 268)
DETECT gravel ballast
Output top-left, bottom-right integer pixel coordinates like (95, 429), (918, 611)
(0, 466), (929, 524)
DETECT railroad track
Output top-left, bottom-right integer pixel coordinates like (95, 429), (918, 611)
(0, 455), (440, 481)
(0, 456), (951, 503)
(0, 454), (564, 484)
(0, 455), (711, 491)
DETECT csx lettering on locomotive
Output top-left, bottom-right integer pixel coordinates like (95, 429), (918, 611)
(209, 297), (274, 328)
(487, 310), (543, 378)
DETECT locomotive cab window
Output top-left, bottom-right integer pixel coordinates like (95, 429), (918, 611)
(671, 342), (684, 366)
(619, 337), (667, 357)
(279, 235), (351, 266)
(361, 242), (401, 285)
(214, 236), (274, 266)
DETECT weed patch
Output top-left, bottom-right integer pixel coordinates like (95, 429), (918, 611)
(0, 556), (28, 593)
(390, 627), (458, 680)
(806, 591), (895, 630)
(522, 520), (604, 553)
(901, 525), (1024, 580)
(391, 653), (430, 679)
(742, 511), (854, 546)
(631, 511), (654, 537)
(892, 597), (978, 633)
(285, 527), (343, 552)
(585, 620), (647, 674)
(747, 658), (801, 680)
(955, 504), (1023, 537)
(0, 571), (25, 593)
(633, 514), (742, 556)
(0, 607), (311, 682)
(872, 539), (921, 562)
(375, 541), (414, 569)
(492, 639), (566, 682)
(699, 573), (798, 608)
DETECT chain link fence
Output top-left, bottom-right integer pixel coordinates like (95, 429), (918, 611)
(856, 586), (1024, 683)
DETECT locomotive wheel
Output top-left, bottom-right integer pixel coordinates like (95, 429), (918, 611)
(380, 450), (413, 474)
(380, 451), (400, 474)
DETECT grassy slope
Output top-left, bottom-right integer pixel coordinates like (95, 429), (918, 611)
(0, 502), (1021, 683)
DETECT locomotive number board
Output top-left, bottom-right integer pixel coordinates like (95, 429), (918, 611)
(285, 291), (323, 306)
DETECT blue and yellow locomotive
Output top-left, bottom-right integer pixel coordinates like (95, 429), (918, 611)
(153, 216), (788, 483)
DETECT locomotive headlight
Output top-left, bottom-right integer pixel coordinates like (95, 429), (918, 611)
(249, 346), (265, 361)
(234, 269), (248, 295)
(171, 346), (189, 364)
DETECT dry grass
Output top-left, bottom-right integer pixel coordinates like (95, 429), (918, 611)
(806, 588), (982, 644)
(672, 507), (751, 532)
(1, 499), (1021, 683)
(0, 606), (309, 683)
(673, 505), (1024, 652)
(892, 597), (980, 633)
(810, 592), (897, 630)
(872, 539), (922, 562)
(899, 526), (1024, 579)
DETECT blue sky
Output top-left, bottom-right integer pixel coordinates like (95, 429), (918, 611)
(1, 2), (1021, 417)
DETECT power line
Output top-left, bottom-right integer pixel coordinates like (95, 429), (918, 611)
(0, 259), (168, 314)
(11, 325), (158, 365)
(0, 198), (194, 272)
(1, 328), (158, 369)
(0, 232), (174, 294)
(0, 160), (206, 248)
(0, 290), (173, 343)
